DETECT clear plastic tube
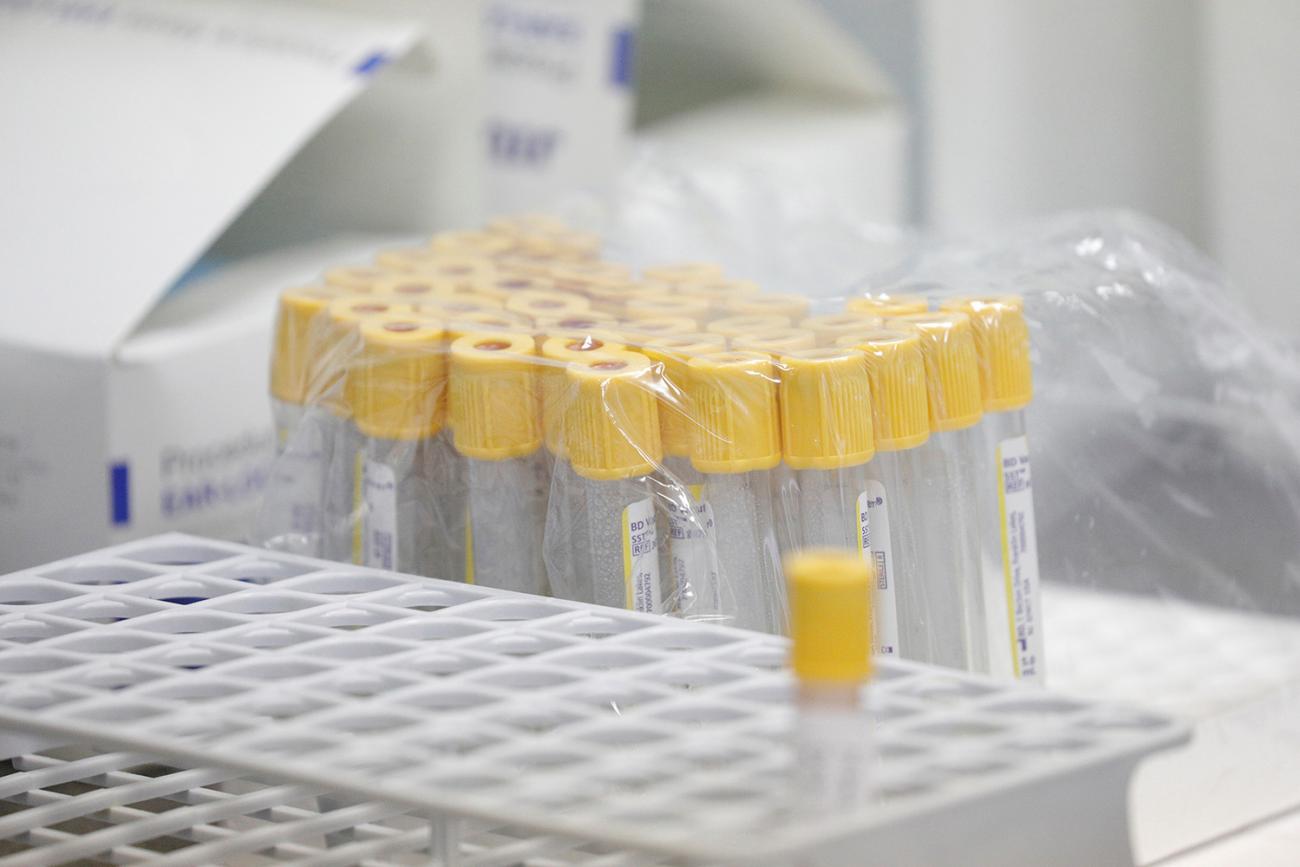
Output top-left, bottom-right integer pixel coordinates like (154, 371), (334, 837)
(260, 401), (326, 556)
(704, 470), (785, 633)
(907, 427), (989, 673)
(795, 464), (872, 551)
(861, 450), (919, 659)
(977, 408), (1044, 681)
(545, 461), (661, 611)
(357, 432), (464, 578)
(321, 413), (363, 563)
(660, 454), (719, 619)
(466, 453), (549, 595)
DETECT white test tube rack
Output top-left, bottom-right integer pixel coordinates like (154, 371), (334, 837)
(0, 534), (1186, 867)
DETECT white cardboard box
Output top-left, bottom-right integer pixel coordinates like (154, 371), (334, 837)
(0, 0), (418, 570)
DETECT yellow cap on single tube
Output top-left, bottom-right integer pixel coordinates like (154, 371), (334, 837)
(777, 348), (874, 470)
(672, 278), (762, 306)
(836, 330), (930, 452)
(539, 335), (626, 455)
(640, 333), (726, 457)
(707, 314), (792, 339)
(642, 262), (725, 284)
(505, 289), (591, 320)
(449, 332), (543, 460)
(687, 351), (781, 474)
(323, 266), (388, 293)
(565, 351), (663, 480)
(723, 293), (811, 321)
(622, 316), (703, 342)
(787, 549), (873, 684)
(801, 312), (884, 346)
(625, 294), (713, 322)
(444, 311), (529, 341)
(887, 312), (984, 432)
(430, 230), (516, 259)
(730, 327), (816, 355)
(939, 296), (1033, 411)
(349, 318), (446, 441)
(845, 293), (929, 318)
(272, 286), (342, 406)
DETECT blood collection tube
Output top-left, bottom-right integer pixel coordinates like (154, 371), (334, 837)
(942, 296), (1043, 681)
(545, 351), (664, 612)
(450, 332), (549, 595)
(688, 351), (786, 631)
(887, 312), (990, 674)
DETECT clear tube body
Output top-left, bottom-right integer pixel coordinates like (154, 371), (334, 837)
(357, 432), (465, 579)
(862, 450), (920, 658)
(261, 401), (325, 556)
(907, 427), (989, 673)
(795, 464), (872, 551)
(543, 461), (661, 612)
(791, 683), (872, 813)
(977, 409), (1044, 681)
(466, 453), (549, 595)
(321, 413), (363, 563)
(770, 462), (802, 562)
(660, 455), (718, 620)
(703, 470), (785, 633)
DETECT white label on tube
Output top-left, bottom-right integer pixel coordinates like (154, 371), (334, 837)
(860, 483), (899, 656)
(666, 485), (718, 611)
(998, 435), (1042, 680)
(362, 459), (398, 571)
(622, 497), (660, 613)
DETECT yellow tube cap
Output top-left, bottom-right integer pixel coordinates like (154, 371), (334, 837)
(350, 318), (446, 441)
(323, 266), (388, 293)
(444, 311), (530, 341)
(272, 287), (341, 405)
(622, 316), (703, 342)
(887, 312), (984, 432)
(549, 262), (634, 292)
(564, 351), (663, 480)
(800, 312), (884, 346)
(778, 348), (874, 470)
(723, 292), (811, 321)
(845, 292), (930, 317)
(505, 289), (591, 320)
(533, 311), (620, 335)
(430, 230), (516, 259)
(836, 330), (930, 451)
(688, 351), (781, 473)
(940, 296), (1033, 411)
(539, 335), (626, 455)
(625, 294), (713, 322)
(787, 549), (873, 684)
(449, 332), (543, 460)
(706, 314), (792, 339)
(674, 278), (762, 305)
(640, 334), (726, 458)
(730, 327), (816, 355)
(642, 262), (725, 284)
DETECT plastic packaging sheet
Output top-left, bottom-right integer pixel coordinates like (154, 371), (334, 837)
(254, 169), (1300, 689)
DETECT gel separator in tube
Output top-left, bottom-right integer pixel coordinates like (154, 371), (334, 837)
(944, 296), (1043, 681)
(349, 317), (464, 578)
(689, 351), (787, 632)
(545, 351), (665, 613)
(889, 311), (990, 674)
(450, 332), (549, 595)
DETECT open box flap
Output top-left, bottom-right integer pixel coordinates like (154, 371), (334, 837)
(0, 0), (420, 358)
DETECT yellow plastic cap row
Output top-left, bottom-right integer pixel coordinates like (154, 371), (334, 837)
(940, 296), (1033, 411)
(778, 348), (874, 470)
(687, 351), (781, 473)
(449, 332), (543, 460)
(888, 312), (983, 433)
(787, 549), (873, 684)
(349, 318), (446, 441)
(565, 351), (663, 480)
